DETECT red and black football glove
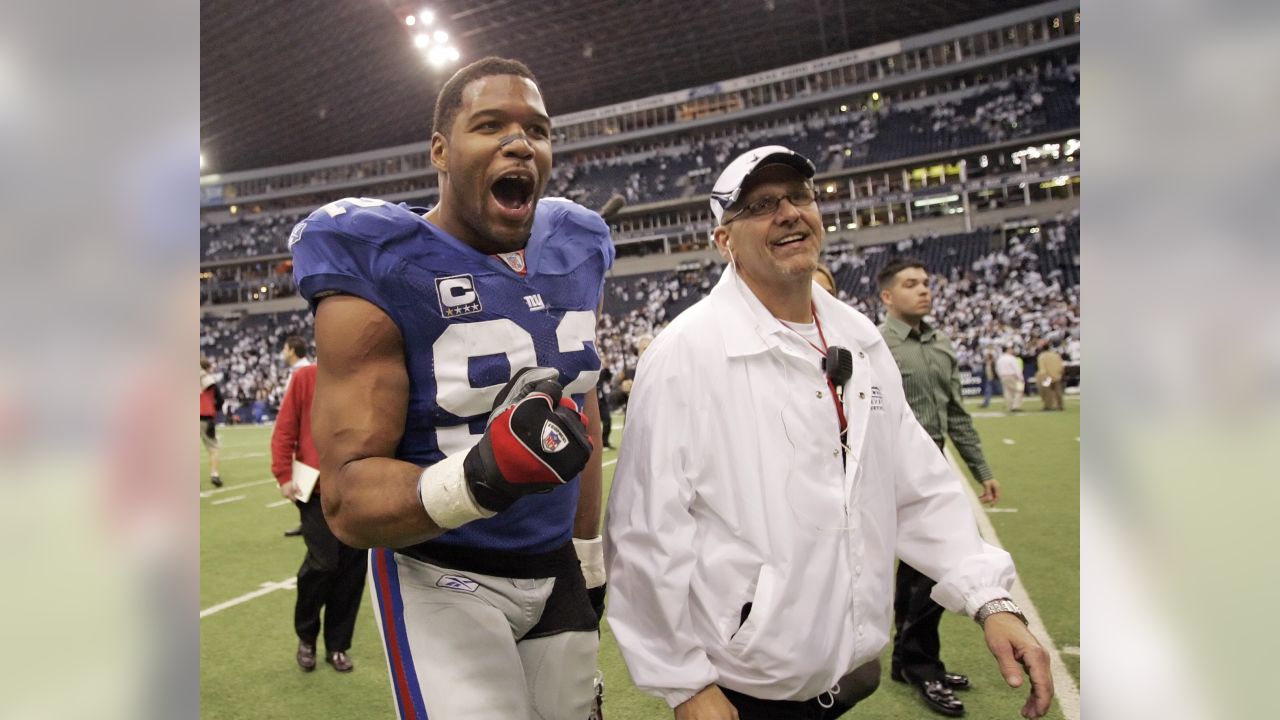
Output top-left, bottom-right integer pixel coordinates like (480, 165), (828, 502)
(463, 367), (593, 513)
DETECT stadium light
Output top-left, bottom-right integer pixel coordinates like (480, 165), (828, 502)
(839, 104), (848, 112)
(427, 46), (448, 67)
(433, 30), (448, 43)
(912, 194), (960, 208)
(405, 15), (415, 26)
(446, 47), (460, 62)
(871, 91), (880, 101)
(414, 33), (430, 48)
(418, 8), (434, 25)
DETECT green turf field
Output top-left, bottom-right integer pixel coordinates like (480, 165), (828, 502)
(200, 396), (1079, 719)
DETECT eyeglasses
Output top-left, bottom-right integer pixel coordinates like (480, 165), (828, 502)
(722, 186), (817, 225)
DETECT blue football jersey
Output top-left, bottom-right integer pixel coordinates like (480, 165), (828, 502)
(290, 196), (614, 555)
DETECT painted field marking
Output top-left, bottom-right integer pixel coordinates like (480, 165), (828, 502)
(265, 499), (292, 508)
(212, 495), (245, 505)
(201, 478), (276, 498)
(200, 576), (297, 619)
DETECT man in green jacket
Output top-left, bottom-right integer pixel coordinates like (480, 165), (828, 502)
(876, 257), (1001, 718)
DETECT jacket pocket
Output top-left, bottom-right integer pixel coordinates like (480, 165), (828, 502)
(726, 566), (775, 653)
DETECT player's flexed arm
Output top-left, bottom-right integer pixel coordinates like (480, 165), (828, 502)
(313, 295), (437, 548)
(314, 294), (594, 549)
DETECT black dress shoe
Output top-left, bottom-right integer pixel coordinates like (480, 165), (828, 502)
(942, 672), (971, 690)
(296, 641), (316, 671)
(284, 525), (303, 537)
(210, 474), (223, 488)
(326, 650), (354, 673)
(912, 679), (965, 717)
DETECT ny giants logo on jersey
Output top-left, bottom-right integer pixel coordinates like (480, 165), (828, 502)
(435, 274), (483, 318)
(541, 421), (568, 453)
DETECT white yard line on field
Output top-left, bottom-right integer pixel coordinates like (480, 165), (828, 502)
(200, 576), (297, 619)
(211, 495), (245, 505)
(603, 459), (618, 468)
(946, 448), (1081, 720)
(265, 499), (292, 508)
(200, 478), (276, 498)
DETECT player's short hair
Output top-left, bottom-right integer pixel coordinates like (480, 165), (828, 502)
(200, 358), (212, 371)
(876, 256), (927, 291)
(432, 57), (540, 138)
(284, 335), (308, 359)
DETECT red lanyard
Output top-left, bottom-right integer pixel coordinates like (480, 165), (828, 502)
(782, 304), (848, 437)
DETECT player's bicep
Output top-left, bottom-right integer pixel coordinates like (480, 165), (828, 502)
(313, 295), (409, 470)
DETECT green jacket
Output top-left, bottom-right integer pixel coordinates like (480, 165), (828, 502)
(879, 315), (993, 482)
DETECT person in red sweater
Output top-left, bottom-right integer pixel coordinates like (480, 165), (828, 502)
(199, 359), (223, 487)
(271, 360), (367, 673)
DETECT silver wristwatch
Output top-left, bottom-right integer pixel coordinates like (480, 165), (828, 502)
(974, 598), (1028, 627)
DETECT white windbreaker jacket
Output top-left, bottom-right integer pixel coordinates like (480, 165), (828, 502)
(604, 265), (1015, 707)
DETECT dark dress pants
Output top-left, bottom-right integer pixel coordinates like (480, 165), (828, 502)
(294, 495), (368, 653)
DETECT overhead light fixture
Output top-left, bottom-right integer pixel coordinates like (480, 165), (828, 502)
(414, 33), (430, 48)
(446, 47), (460, 62)
(433, 30), (448, 43)
(912, 194), (960, 208)
(405, 15), (415, 26)
(418, 9), (434, 25)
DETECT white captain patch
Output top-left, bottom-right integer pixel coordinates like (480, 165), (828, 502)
(436, 274), (483, 318)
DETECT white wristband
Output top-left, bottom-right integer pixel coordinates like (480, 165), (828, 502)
(574, 536), (606, 588)
(418, 452), (495, 529)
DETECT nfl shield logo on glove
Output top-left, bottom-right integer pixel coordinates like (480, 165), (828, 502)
(541, 421), (568, 453)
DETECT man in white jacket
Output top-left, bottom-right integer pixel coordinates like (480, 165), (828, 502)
(604, 146), (1053, 720)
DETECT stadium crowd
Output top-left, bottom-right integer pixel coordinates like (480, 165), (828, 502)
(200, 59), (1079, 264)
(200, 215), (1078, 423)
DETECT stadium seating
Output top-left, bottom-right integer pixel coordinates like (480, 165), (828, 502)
(201, 215), (1079, 420)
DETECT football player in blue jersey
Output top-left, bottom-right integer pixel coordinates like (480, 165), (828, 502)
(290, 57), (612, 719)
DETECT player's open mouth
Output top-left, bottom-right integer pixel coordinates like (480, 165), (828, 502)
(491, 173), (535, 214)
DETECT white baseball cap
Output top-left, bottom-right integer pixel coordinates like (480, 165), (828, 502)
(709, 145), (816, 225)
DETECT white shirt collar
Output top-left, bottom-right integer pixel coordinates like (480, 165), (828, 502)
(711, 264), (884, 358)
